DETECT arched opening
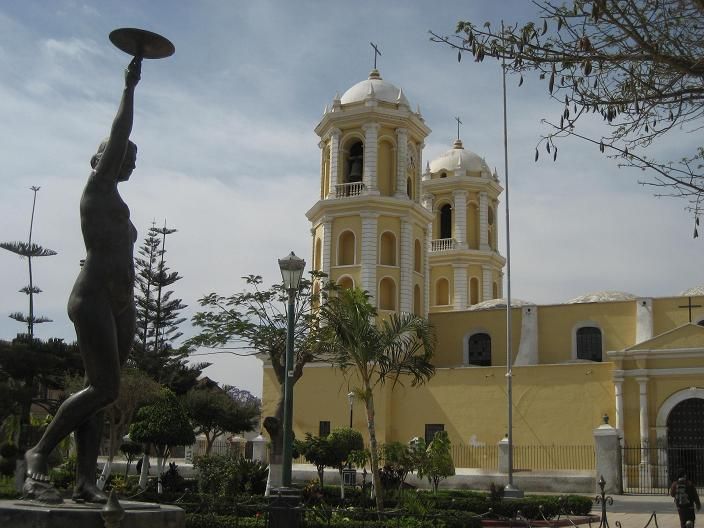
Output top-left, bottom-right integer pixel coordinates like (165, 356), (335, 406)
(379, 277), (396, 310)
(406, 177), (413, 199)
(488, 206), (495, 250)
(440, 204), (452, 239)
(377, 140), (395, 196)
(314, 238), (322, 271)
(435, 278), (450, 306)
(345, 141), (364, 183)
(667, 398), (704, 485)
(337, 276), (354, 290)
(469, 277), (479, 305)
(379, 232), (396, 266)
(576, 326), (602, 361)
(413, 285), (421, 315)
(492, 281), (498, 299)
(338, 231), (356, 265)
(467, 333), (491, 366)
(414, 239), (422, 273)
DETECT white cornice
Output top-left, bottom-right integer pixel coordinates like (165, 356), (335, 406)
(607, 348), (703, 360)
(612, 367), (704, 378)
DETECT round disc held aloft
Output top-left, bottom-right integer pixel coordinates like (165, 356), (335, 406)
(109, 28), (175, 59)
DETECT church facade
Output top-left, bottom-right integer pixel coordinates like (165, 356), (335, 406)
(261, 68), (704, 477)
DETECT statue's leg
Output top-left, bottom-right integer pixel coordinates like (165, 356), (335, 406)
(72, 410), (107, 503)
(26, 297), (119, 491)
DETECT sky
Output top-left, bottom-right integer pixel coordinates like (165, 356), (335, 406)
(1, 1), (701, 397)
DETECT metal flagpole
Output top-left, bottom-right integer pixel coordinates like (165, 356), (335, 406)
(502, 20), (523, 498)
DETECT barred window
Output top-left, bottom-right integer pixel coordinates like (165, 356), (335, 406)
(319, 421), (331, 437)
(467, 333), (491, 366)
(576, 327), (602, 361)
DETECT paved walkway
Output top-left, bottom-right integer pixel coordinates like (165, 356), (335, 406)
(592, 494), (682, 527)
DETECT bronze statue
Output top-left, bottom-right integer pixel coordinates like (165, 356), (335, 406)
(23, 29), (173, 505)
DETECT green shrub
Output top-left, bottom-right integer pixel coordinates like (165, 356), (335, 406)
(193, 455), (268, 498)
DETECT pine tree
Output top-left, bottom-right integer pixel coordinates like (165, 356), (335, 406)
(131, 222), (206, 392)
(1, 186), (57, 338)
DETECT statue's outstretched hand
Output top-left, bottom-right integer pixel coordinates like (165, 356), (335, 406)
(125, 56), (142, 89)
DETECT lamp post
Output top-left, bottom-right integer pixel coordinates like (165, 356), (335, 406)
(278, 251), (305, 488)
(347, 391), (355, 428)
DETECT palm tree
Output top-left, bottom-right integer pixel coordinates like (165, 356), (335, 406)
(319, 287), (436, 511)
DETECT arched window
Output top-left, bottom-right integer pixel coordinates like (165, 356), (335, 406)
(414, 285), (421, 315)
(440, 204), (452, 239)
(314, 238), (322, 271)
(377, 140), (395, 196)
(379, 277), (396, 310)
(414, 239), (422, 273)
(469, 277), (479, 305)
(467, 333), (491, 366)
(338, 231), (355, 265)
(346, 141), (364, 183)
(576, 327), (602, 361)
(435, 278), (450, 306)
(379, 232), (396, 266)
(337, 276), (354, 290)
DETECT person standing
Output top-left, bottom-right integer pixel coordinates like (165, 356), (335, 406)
(671, 469), (701, 528)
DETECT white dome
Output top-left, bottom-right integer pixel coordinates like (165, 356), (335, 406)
(566, 290), (637, 304)
(468, 297), (533, 311)
(429, 139), (491, 175)
(679, 286), (704, 296)
(340, 69), (409, 106)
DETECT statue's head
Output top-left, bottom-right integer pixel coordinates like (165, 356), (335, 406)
(91, 139), (138, 181)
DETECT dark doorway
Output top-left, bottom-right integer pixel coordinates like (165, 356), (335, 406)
(667, 398), (704, 486)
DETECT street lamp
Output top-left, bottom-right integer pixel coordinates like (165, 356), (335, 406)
(347, 391), (355, 428)
(278, 251), (305, 488)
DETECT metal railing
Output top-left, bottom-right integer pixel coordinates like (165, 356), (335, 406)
(512, 444), (595, 471)
(622, 444), (704, 494)
(451, 444), (498, 469)
(335, 182), (365, 198)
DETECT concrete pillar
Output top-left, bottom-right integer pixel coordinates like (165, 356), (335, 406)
(363, 123), (379, 195)
(481, 265), (493, 302)
(479, 191), (489, 250)
(328, 128), (341, 198)
(399, 217), (413, 313)
(452, 264), (468, 311)
(636, 298), (653, 343)
(360, 212), (379, 302)
(395, 128), (408, 198)
(614, 377), (624, 436)
(515, 305), (538, 365)
(252, 433), (267, 463)
(498, 436), (509, 474)
(594, 418), (623, 494)
(637, 377), (650, 464)
(453, 190), (468, 249)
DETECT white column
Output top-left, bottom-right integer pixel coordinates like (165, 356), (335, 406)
(515, 305), (538, 365)
(636, 298), (653, 343)
(327, 128), (341, 198)
(395, 128), (408, 198)
(481, 265), (493, 302)
(322, 218), (332, 279)
(399, 217), (413, 313)
(362, 123), (379, 195)
(424, 224), (431, 316)
(614, 377), (624, 435)
(452, 264), (468, 311)
(637, 376), (650, 466)
(479, 191), (489, 250)
(360, 212), (379, 302)
(453, 190), (468, 249)
(416, 142), (424, 203)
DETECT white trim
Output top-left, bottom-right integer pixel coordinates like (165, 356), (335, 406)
(336, 229), (357, 266)
(655, 387), (704, 429)
(613, 367), (704, 377)
(571, 320), (604, 361)
(608, 348), (704, 360)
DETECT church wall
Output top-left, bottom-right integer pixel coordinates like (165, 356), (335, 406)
(430, 265), (453, 309)
(653, 296), (704, 334)
(621, 378), (642, 445)
(429, 308), (523, 367)
(537, 302), (635, 364)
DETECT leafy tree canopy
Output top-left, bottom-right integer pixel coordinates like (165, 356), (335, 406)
(129, 387), (195, 451)
(431, 0), (704, 229)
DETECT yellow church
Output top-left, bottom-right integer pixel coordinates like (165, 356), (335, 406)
(261, 67), (704, 488)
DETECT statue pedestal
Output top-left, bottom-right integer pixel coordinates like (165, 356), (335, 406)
(0, 498), (184, 528)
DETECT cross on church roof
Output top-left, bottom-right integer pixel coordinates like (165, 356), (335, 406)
(370, 42), (382, 69)
(678, 296), (702, 323)
(455, 116), (463, 141)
